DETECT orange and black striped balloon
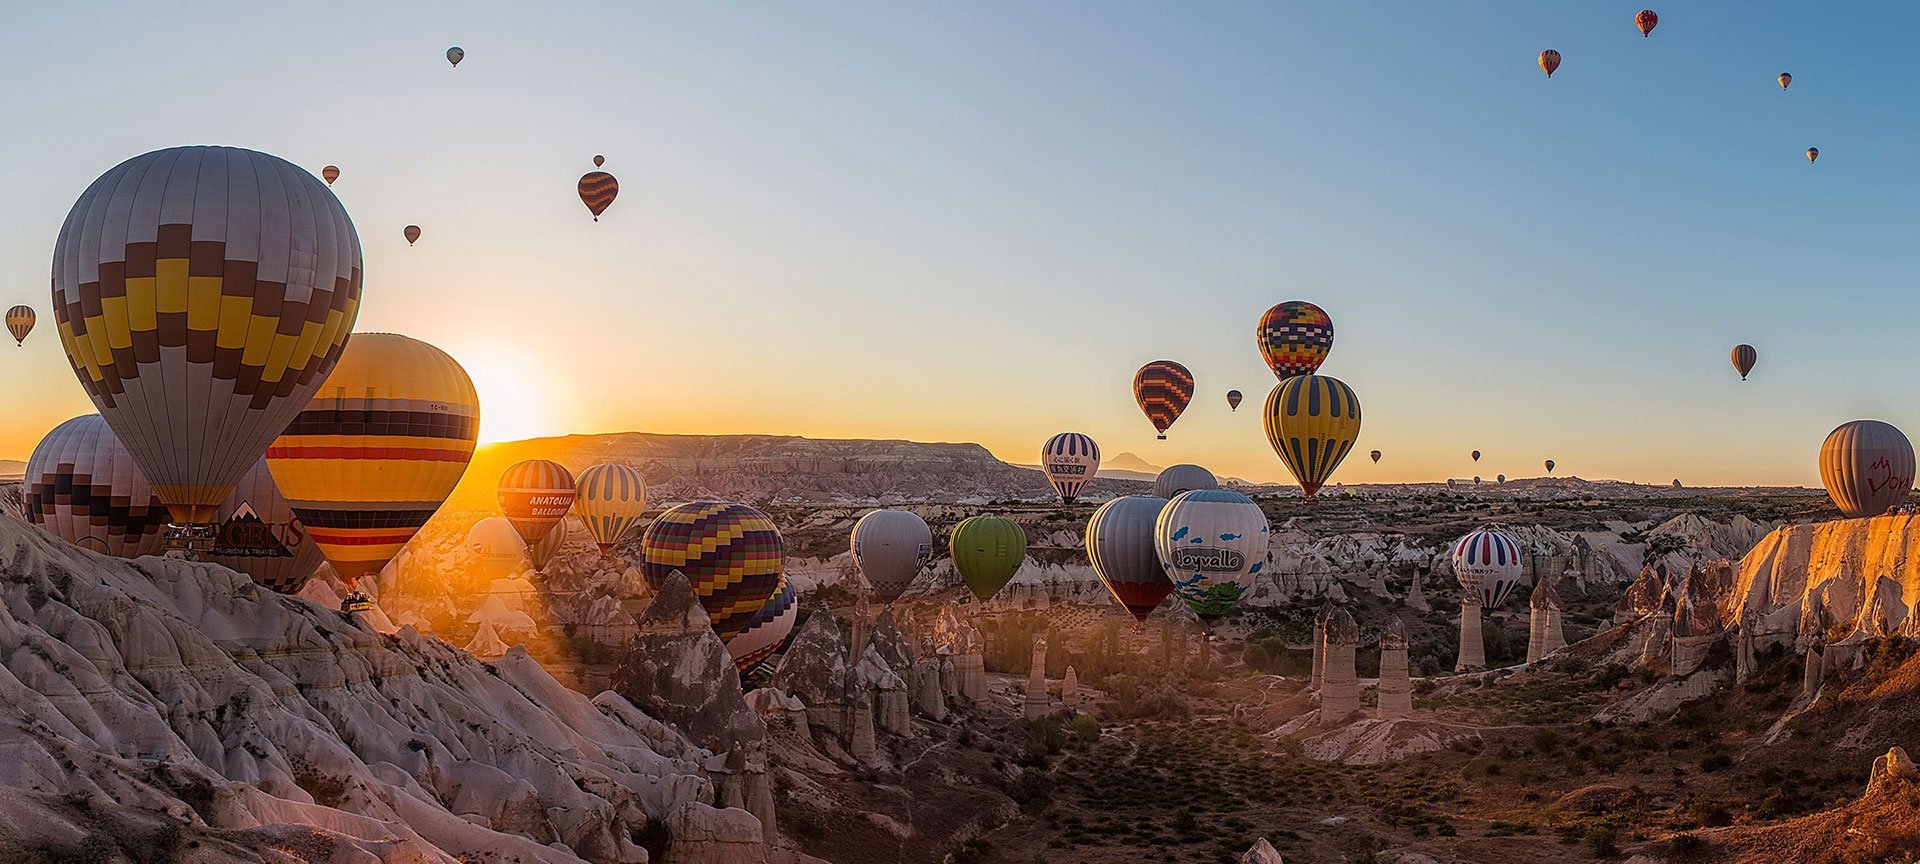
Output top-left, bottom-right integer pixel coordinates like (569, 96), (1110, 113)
(1731, 344), (1757, 380)
(578, 171), (619, 221)
(1133, 360), (1194, 439)
(5, 305), (33, 346)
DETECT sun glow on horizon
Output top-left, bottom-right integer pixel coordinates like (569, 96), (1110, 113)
(458, 349), (556, 445)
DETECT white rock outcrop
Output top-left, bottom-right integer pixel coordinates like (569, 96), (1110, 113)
(1320, 609), (1360, 722)
(1377, 616), (1412, 720)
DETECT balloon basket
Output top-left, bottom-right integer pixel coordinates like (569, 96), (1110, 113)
(341, 591), (375, 614)
(163, 523), (215, 559)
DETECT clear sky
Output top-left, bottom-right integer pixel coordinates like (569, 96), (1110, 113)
(1, 1), (1915, 486)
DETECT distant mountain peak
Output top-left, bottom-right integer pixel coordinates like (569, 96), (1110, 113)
(1104, 452), (1162, 473)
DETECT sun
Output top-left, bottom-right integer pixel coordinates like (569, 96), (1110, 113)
(457, 349), (554, 444)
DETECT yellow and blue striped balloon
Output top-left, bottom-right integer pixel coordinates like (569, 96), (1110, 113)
(1263, 374), (1361, 498)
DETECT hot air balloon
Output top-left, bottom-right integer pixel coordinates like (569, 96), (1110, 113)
(1539, 50), (1561, 78)
(266, 333), (477, 605)
(641, 502), (786, 647)
(446, 46), (464, 67)
(578, 172), (618, 221)
(1807, 147), (1819, 164)
(574, 463), (647, 554)
(593, 155), (606, 168)
(1262, 374), (1362, 497)
(321, 165), (340, 185)
(404, 225), (422, 245)
(1731, 344), (1757, 380)
(1041, 432), (1100, 504)
(1474, 476), (1481, 485)
(950, 515), (1026, 602)
(1472, 450), (1481, 462)
(1820, 420), (1915, 518)
(467, 516), (527, 581)
(729, 572), (797, 672)
(1452, 527), (1526, 608)
(1370, 450), (1382, 463)
(206, 457), (324, 594)
(24, 415), (169, 557)
(1497, 474), (1506, 484)
(1152, 464), (1218, 500)
(1226, 390), (1243, 411)
(1778, 72), (1792, 90)
(1545, 459), (1556, 473)
(7, 305), (34, 345)
(1635, 9), (1658, 36)
(1257, 301), (1334, 380)
(53, 146), (362, 534)
(498, 459), (577, 545)
(1086, 495), (1174, 624)
(528, 516), (572, 570)
(1154, 489), (1269, 624)
(1133, 360), (1194, 440)
(850, 509), (933, 604)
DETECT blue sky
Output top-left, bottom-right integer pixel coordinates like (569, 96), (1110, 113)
(1, 1), (1915, 486)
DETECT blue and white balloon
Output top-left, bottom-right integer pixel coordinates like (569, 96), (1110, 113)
(1153, 489), (1270, 623)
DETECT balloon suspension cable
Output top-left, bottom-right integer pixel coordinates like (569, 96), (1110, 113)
(163, 523), (215, 559)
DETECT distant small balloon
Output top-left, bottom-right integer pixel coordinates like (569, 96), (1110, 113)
(593, 155), (606, 167)
(1806, 147), (1819, 164)
(1539, 49), (1562, 78)
(1731, 344), (1757, 380)
(1497, 474), (1506, 484)
(404, 225), (421, 245)
(321, 165), (340, 185)
(1778, 72), (1792, 90)
(578, 171), (619, 221)
(1370, 450), (1382, 463)
(1545, 459), (1556, 473)
(6, 305), (34, 346)
(1471, 450), (1481, 462)
(1635, 9), (1658, 37)
(1226, 390), (1243, 412)
(447, 46), (464, 67)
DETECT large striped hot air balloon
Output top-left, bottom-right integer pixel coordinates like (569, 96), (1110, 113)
(1133, 360), (1194, 439)
(1154, 489), (1269, 623)
(729, 571), (797, 672)
(24, 415), (169, 557)
(1041, 432), (1100, 503)
(1452, 527), (1526, 608)
(498, 459), (577, 544)
(1152, 464), (1217, 500)
(266, 333), (478, 596)
(1257, 301), (1334, 380)
(205, 457), (324, 594)
(6, 305), (34, 346)
(574, 463), (647, 554)
(527, 516), (572, 570)
(1086, 495), (1173, 624)
(851, 508), (933, 604)
(578, 171), (619, 221)
(640, 502), (786, 645)
(950, 515), (1026, 602)
(1262, 374), (1362, 497)
(1820, 420), (1915, 518)
(52, 146), (362, 529)
(1731, 344), (1757, 380)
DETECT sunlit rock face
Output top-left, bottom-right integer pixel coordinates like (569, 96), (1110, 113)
(0, 513), (716, 862)
(1727, 515), (1920, 644)
(610, 571), (767, 750)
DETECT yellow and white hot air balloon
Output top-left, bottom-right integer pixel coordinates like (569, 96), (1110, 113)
(575, 463), (647, 554)
(52, 146), (362, 531)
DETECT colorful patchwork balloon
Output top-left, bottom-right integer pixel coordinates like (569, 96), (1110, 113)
(1133, 360), (1194, 440)
(641, 501), (786, 644)
(1256, 301), (1334, 380)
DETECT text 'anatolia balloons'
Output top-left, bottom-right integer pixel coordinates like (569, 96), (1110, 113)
(1635, 9), (1658, 36)
(951, 515), (1026, 602)
(53, 146), (363, 526)
(6, 305), (33, 346)
(1226, 390), (1242, 411)
(1086, 495), (1174, 624)
(578, 171), (619, 221)
(1263, 374), (1362, 497)
(574, 463), (647, 554)
(1731, 344), (1757, 380)
(1452, 527), (1527, 608)
(498, 459), (577, 544)
(1041, 432), (1100, 503)
(206, 457), (325, 594)
(1539, 50), (1561, 78)
(851, 508), (933, 604)
(640, 502), (786, 650)
(1133, 360), (1194, 440)
(267, 333), (479, 589)
(25, 415), (170, 558)
(322, 165), (340, 185)
(1152, 464), (1217, 500)
(1820, 420), (1915, 518)
(1257, 301), (1334, 380)
(1154, 489), (1269, 624)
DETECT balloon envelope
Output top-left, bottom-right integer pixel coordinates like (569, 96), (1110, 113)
(1778, 72), (1792, 90)
(1040, 432), (1100, 503)
(1154, 489), (1269, 623)
(641, 502), (786, 645)
(593, 155), (606, 167)
(467, 516), (527, 581)
(1263, 375), (1362, 497)
(53, 146), (363, 525)
(1635, 9), (1657, 36)
(1152, 464), (1217, 500)
(1539, 49), (1561, 77)
(24, 415), (169, 557)
(6, 305), (34, 345)
(1226, 390), (1243, 411)
(404, 225), (421, 244)
(851, 509), (933, 603)
(729, 572), (797, 673)
(1545, 459), (1555, 473)
(1086, 495), (1173, 623)
(950, 515), (1026, 602)
(1257, 301), (1334, 380)
(528, 516), (572, 570)
(1731, 344), (1757, 380)
(321, 165), (340, 185)
(1820, 420), (1915, 518)
(578, 171), (619, 220)
(446, 46), (464, 66)
(1370, 450), (1382, 463)
(206, 457), (324, 594)
(575, 464), (647, 554)
(498, 459), (577, 544)
(267, 333), (479, 587)
(1807, 148), (1819, 163)
(1132, 361), (1194, 439)
(1452, 527), (1526, 608)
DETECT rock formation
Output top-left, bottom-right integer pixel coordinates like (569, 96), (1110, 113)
(1672, 562), (1733, 675)
(1404, 567), (1429, 611)
(771, 613), (863, 750)
(1728, 515), (1920, 644)
(933, 605), (986, 702)
(1240, 837), (1286, 863)
(1868, 746), (1917, 796)
(857, 643), (911, 736)
(661, 800), (768, 864)
(1311, 600), (1336, 689)
(1455, 592), (1485, 673)
(1526, 578), (1565, 664)
(1320, 608), (1360, 722)
(1377, 616), (1413, 719)
(464, 619), (509, 659)
(1063, 665), (1080, 710)
(610, 571), (767, 749)
(1024, 633), (1051, 720)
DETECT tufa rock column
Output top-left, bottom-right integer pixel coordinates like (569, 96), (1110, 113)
(1526, 578), (1565, 664)
(1376, 616), (1413, 720)
(1062, 666), (1080, 711)
(1319, 608), (1360, 722)
(1024, 633), (1051, 720)
(1455, 592), (1486, 673)
(1311, 600), (1336, 690)
(1404, 568), (1429, 612)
